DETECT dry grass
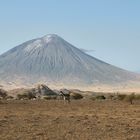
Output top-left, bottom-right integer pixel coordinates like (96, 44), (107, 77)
(0, 100), (140, 140)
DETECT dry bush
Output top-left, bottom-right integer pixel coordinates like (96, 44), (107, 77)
(117, 93), (140, 104)
(5, 96), (14, 100)
(89, 96), (96, 101)
(43, 95), (57, 100)
(107, 94), (116, 100)
(95, 95), (106, 100)
(17, 90), (36, 100)
(70, 93), (83, 100)
(117, 94), (127, 101)
(135, 94), (140, 100)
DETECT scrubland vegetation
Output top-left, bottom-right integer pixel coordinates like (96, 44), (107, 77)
(1, 87), (140, 104)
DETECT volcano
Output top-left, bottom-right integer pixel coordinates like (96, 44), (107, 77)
(0, 34), (139, 89)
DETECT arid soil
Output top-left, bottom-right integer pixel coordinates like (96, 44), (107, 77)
(0, 100), (139, 140)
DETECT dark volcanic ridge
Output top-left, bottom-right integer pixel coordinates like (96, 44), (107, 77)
(0, 34), (139, 89)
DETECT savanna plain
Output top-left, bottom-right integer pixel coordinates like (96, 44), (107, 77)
(0, 99), (139, 140)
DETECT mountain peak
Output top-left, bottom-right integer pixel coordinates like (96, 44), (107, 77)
(43, 34), (59, 38)
(42, 34), (61, 43)
(23, 34), (63, 52)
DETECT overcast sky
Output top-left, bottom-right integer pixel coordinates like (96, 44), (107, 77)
(0, 0), (140, 72)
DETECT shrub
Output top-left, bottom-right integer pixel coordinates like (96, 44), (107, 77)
(117, 94), (127, 100)
(70, 93), (83, 100)
(96, 95), (106, 100)
(27, 92), (36, 99)
(135, 94), (140, 100)
(90, 96), (96, 101)
(43, 96), (51, 100)
(107, 94), (115, 100)
(116, 93), (140, 104)
(43, 95), (57, 100)
(5, 96), (14, 100)
(17, 90), (36, 100)
(17, 94), (27, 100)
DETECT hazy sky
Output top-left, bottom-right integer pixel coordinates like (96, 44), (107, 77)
(0, 0), (140, 72)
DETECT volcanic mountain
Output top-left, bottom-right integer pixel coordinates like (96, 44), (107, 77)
(0, 34), (139, 89)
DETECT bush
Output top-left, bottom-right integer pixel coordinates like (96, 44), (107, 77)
(96, 95), (106, 100)
(17, 90), (36, 100)
(90, 96), (96, 101)
(70, 93), (83, 100)
(43, 95), (57, 100)
(107, 94), (115, 100)
(117, 94), (127, 100)
(117, 93), (140, 104)
(17, 94), (26, 100)
(5, 96), (14, 100)
(135, 94), (140, 100)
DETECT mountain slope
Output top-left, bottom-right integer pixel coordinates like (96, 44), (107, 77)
(0, 34), (139, 88)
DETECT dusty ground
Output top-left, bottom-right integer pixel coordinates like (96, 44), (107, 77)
(0, 100), (139, 140)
